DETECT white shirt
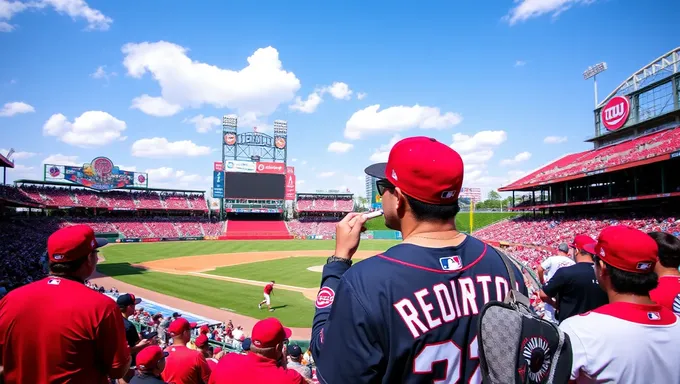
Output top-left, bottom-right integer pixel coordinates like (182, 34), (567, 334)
(560, 302), (680, 384)
(540, 255), (575, 282)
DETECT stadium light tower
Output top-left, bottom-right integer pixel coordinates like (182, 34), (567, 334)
(583, 62), (608, 108)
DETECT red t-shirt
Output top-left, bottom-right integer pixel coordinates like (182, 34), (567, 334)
(651, 275), (680, 314)
(206, 357), (218, 371)
(264, 284), (274, 294)
(209, 352), (305, 384)
(0, 277), (130, 384)
(161, 345), (212, 384)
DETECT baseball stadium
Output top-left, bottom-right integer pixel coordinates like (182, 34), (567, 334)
(1, 46), (679, 380)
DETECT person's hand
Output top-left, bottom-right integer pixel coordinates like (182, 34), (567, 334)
(136, 338), (151, 348)
(335, 212), (368, 260)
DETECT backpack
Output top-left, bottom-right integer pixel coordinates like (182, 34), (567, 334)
(477, 247), (573, 384)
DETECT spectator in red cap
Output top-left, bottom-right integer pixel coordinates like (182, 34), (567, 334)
(209, 317), (305, 384)
(561, 225), (680, 383)
(194, 334), (218, 370)
(162, 317), (211, 384)
(0, 224), (131, 383)
(130, 345), (169, 384)
(539, 234), (608, 323)
(648, 232), (680, 313)
(309, 137), (528, 383)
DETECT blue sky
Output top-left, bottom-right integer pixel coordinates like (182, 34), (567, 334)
(1, 0), (678, 198)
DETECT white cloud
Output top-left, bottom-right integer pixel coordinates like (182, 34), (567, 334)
(90, 65), (116, 81)
(450, 130), (508, 188)
(369, 134), (401, 162)
(291, 158), (298, 162)
(504, 0), (597, 25)
(123, 42), (300, 120)
(296, 179), (305, 186)
(544, 135), (568, 144)
(289, 91), (323, 114)
(0, 21), (14, 32)
(289, 81), (353, 113)
(325, 82), (352, 100)
(6, 164), (36, 180)
(116, 165), (137, 172)
(357, 92), (367, 100)
(318, 171), (335, 178)
(183, 114), (221, 133)
(0, 149), (37, 159)
(145, 167), (208, 189)
(327, 141), (353, 154)
(0, 0), (112, 31)
(500, 151), (532, 166)
(131, 137), (211, 158)
(345, 104), (462, 140)
(0, 101), (35, 117)
(43, 111), (127, 147)
(301, 160), (307, 165)
(514, 60), (527, 67)
(131, 94), (183, 117)
(42, 154), (79, 166)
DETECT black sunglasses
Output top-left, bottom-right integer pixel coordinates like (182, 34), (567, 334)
(376, 179), (395, 196)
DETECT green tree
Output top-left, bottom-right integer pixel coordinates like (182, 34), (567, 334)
(488, 190), (501, 201)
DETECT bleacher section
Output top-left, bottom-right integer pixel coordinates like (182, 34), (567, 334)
(221, 220), (292, 240)
(502, 126), (680, 190)
(296, 198), (354, 212)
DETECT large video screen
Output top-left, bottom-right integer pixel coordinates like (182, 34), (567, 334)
(224, 173), (285, 199)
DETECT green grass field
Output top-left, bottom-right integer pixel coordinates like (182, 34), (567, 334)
(98, 212), (517, 328)
(363, 211), (517, 232)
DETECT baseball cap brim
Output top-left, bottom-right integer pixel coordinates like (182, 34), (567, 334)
(134, 298), (142, 304)
(94, 238), (109, 248)
(364, 163), (387, 179)
(284, 327), (292, 339)
(142, 331), (158, 339)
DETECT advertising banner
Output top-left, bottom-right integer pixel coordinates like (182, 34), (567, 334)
(460, 187), (482, 202)
(256, 161), (285, 174)
(213, 171), (224, 198)
(285, 169), (296, 200)
(224, 160), (256, 173)
(214, 162), (224, 171)
(45, 157), (148, 191)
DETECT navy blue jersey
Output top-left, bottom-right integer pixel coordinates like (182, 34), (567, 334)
(311, 236), (527, 384)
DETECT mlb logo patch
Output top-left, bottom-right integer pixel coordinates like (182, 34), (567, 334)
(647, 312), (661, 321)
(441, 190), (456, 199)
(47, 278), (61, 286)
(636, 262), (652, 271)
(53, 254), (64, 260)
(439, 256), (462, 271)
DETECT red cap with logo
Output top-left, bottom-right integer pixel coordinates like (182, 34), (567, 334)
(199, 325), (210, 334)
(195, 334), (209, 348)
(251, 317), (292, 348)
(364, 136), (464, 205)
(584, 225), (659, 274)
(168, 317), (197, 336)
(570, 234), (596, 252)
(47, 225), (109, 263)
(136, 345), (169, 371)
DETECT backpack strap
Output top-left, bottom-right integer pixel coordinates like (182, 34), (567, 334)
(493, 246), (531, 309)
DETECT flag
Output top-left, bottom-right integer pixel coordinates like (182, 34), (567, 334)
(6, 148), (15, 160)
(253, 127), (258, 133)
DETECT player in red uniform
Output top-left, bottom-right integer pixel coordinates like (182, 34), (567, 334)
(648, 231), (680, 313)
(0, 225), (131, 383)
(259, 280), (275, 312)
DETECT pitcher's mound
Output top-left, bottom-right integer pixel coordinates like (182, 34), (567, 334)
(306, 265), (324, 273)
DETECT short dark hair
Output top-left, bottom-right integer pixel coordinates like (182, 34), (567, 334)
(605, 262), (658, 296)
(405, 194), (460, 222)
(48, 256), (88, 276)
(648, 231), (680, 269)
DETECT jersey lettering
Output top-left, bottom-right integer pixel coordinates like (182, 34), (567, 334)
(413, 337), (481, 384)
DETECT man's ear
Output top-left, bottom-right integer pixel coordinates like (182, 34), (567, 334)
(394, 187), (407, 216)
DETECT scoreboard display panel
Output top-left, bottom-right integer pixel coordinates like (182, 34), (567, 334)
(224, 172), (285, 199)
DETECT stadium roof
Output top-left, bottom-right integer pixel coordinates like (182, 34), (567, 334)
(0, 153), (14, 168)
(13, 179), (206, 193)
(499, 126), (680, 191)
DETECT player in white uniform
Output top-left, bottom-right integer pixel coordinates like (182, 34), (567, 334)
(537, 242), (575, 322)
(560, 225), (680, 384)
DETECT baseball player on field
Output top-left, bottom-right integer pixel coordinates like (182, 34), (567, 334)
(310, 137), (527, 383)
(560, 225), (680, 383)
(259, 281), (275, 312)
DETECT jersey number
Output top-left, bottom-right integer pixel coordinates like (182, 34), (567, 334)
(413, 336), (481, 384)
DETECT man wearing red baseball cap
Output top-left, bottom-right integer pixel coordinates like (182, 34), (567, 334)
(194, 334), (218, 371)
(130, 345), (169, 384)
(162, 317), (211, 384)
(539, 234), (609, 323)
(309, 136), (529, 383)
(0, 225), (130, 383)
(209, 317), (304, 384)
(560, 226), (680, 383)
